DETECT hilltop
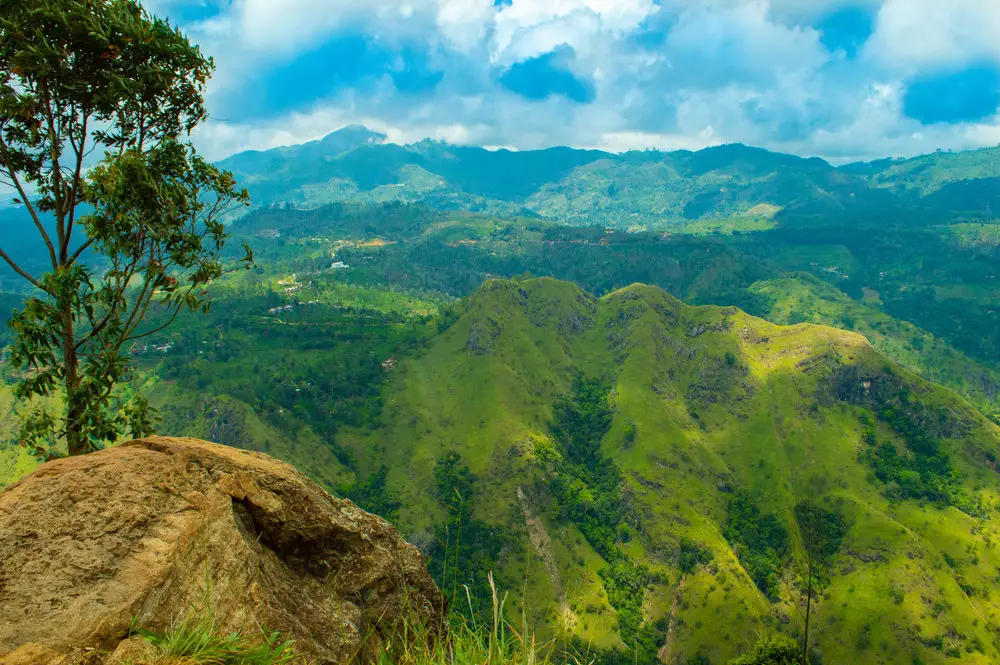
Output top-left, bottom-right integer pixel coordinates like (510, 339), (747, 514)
(215, 201), (1000, 423)
(334, 276), (1000, 665)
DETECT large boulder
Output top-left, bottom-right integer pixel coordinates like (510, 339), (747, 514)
(0, 437), (443, 664)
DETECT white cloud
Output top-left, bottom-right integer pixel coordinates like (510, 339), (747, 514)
(866, 0), (1000, 72)
(591, 127), (721, 152)
(662, 2), (828, 87)
(436, 0), (496, 53)
(227, 0), (437, 53)
(144, 0), (1000, 163)
(489, 0), (659, 64)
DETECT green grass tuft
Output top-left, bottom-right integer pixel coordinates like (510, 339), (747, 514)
(131, 614), (299, 665)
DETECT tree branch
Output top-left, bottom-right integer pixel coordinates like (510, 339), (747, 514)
(0, 140), (59, 270)
(64, 113), (89, 261)
(67, 238), (94, 265)
(74, 249), (145, 352)
(118, 272), (156, 343)
(125, 298), (186, 342)
(41, 82), (68, 254)
(76, 308), (114, 352)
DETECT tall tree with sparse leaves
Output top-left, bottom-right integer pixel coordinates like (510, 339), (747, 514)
(0, 0), (249, 457)
(794, 500), (847, 665)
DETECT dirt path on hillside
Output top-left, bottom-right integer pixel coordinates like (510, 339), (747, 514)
(517, 487), (569, 615)
(658, 578), (686, 664)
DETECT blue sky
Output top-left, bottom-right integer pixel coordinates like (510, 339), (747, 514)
(145, 0), (1000, 163)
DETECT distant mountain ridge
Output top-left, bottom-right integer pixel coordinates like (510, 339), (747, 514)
(217, 126), (1000, 228)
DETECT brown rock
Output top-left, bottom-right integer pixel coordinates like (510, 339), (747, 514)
(1, 644), (66, 665)
(0, 437), (443, 665)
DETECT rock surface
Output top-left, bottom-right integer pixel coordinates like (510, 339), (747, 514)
(0, 437), (443, 664)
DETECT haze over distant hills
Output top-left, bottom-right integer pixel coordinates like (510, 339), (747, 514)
(218, 125), (1000, 228)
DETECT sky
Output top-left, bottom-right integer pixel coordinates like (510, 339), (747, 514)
(140, 0), (1000, 163)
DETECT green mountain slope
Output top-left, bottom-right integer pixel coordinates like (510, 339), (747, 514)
(211, 126), (1000, 231)
(524, 145), (876, 227)
(339, 277), (1000, 665)
(231, 202), (998, 423)
(0, 386), (37, 487)
(0, 384), (65, 488)
(216, 127), (922, 228)
(845, 146), (1000, 198)
(749, 274), (1000, 421)
(148, 384), (354, 490)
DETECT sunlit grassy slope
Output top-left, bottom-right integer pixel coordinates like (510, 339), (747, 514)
(855, 146), (1000, 197)
(0, 385), (62, 488)
(341, 276), (1000, 665)
(148, 384), (355, 491)
(749, 273), (1000, 422)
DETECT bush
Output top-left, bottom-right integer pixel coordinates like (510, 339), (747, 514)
(430, 453), (507, 621)
(679, 538), (714, 575)
(544, 377), (662, 662)
(728, 636), (800, 665)
(346, 465), (403, 522)
(724, 493), (789, 599)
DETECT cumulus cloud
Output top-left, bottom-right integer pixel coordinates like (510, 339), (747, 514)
(493, 0), (657, 63)
(140, 0), (1000, 163)
(867, 0), (1000, 72)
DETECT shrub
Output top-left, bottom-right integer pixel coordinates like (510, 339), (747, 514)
(728, 636), (800, 665)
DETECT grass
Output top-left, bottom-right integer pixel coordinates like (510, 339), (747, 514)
(0, 383), (65, 487)
(129, 614), (299, 665)
(0, 439), (38, 488)
(749, 274), (1000, 421)
(866, 146), (1000, 195)
(147, 385), (355, 492)
(947, 222), (1000, 249)
(126, 574), (588, 665)
(381, 574), (569, 665)
(670, 216), (778, 236)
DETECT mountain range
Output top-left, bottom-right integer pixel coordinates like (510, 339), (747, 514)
(218, 125), (1000, 228)
(3, 128), (1000, 665)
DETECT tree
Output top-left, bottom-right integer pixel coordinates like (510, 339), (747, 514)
(728, 637), (800, 665)
(794, 501), (847, 664)
(0, 0), (249, 457)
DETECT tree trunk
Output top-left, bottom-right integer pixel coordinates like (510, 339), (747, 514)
(802, 557), (813, 665)
(62, 303), (84, 457)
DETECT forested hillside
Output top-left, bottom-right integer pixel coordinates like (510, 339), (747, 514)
(3, 131), (1000, 665)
